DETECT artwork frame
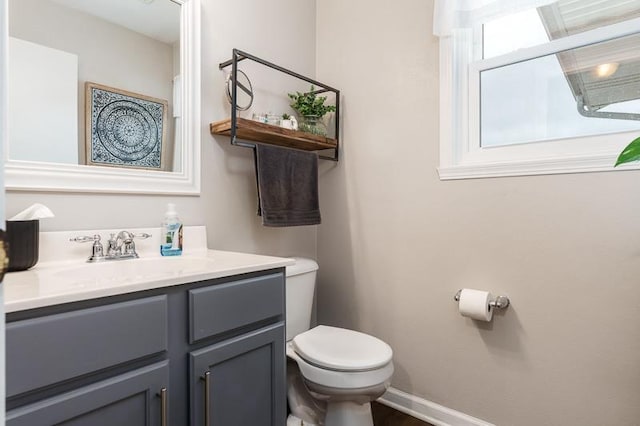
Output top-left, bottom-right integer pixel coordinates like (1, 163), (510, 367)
(85, 82), (170, 171)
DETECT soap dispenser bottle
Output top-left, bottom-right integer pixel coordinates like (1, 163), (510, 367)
(160, 203), (183, 256)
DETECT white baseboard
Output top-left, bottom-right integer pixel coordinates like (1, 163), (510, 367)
(378, 387), (495, 426)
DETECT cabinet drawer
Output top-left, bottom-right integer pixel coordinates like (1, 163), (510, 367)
(7, 295), (168, 398)
(189, 273), (284, 343)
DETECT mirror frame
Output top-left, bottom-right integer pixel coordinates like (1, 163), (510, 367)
(5, 0), (201, 195)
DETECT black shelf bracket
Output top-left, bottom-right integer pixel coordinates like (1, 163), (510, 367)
(219, 49), (340, 161)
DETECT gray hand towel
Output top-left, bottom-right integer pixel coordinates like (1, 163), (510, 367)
(255, 144), (321, 227)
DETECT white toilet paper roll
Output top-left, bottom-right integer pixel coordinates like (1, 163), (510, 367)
(458, 289), (493, 322)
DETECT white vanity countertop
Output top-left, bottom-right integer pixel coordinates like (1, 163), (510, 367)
(4, 226), (295, 313)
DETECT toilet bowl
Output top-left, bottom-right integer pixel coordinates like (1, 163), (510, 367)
(286, 258), (394, 426)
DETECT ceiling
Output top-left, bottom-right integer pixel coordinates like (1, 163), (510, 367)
(51, 0), (181, 44)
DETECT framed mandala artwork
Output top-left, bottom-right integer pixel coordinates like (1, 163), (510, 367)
(85, 82), (170, 170)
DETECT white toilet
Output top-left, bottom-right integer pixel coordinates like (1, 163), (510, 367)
(285, 258), (394, 426)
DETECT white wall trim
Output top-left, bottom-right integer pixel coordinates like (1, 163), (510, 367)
(378, 387), (495, 426)
(438, 152), (640, 180)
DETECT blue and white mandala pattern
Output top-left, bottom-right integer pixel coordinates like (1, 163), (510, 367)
(89, 86), (165, 169)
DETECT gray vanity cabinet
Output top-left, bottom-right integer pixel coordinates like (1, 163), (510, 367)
(188, 273), (287, 426)
(6, 269), (286, 426)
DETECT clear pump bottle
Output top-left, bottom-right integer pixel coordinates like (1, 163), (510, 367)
(160, 203), (183, 256)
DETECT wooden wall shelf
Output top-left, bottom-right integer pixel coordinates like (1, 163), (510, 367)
(218, 49), (340, 161)
(210, 118), (337, 152)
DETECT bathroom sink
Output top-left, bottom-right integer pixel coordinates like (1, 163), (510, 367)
(53, 256), (218, 286)
(4, 225), (295, 314)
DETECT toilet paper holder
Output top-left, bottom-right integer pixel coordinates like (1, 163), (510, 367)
(454, 290), (510, 309)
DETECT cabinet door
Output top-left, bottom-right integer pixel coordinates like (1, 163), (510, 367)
(7, 361), (169, 426)
(190, 323), (285, 426)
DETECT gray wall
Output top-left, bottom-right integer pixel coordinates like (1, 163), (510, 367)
(315, 1), (640, 425)
(6, 0), (318, 259)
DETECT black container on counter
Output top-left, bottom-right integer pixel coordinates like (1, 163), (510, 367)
(6, 220), (39, 272)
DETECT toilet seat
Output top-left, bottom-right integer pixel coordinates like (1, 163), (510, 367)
(292, 326), (393, 372)
(287, 326), (394, 391)
(287, 343), (394, 390)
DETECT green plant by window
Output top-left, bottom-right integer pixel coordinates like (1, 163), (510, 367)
(282, 113), (291, 120)
(288, 86), (336, 118)
(615, 136), (640, 167)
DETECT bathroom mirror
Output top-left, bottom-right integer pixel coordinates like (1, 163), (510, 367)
(4, 0), (201, 194)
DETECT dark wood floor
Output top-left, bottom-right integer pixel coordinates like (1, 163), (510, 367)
(372, 402), (434, 426)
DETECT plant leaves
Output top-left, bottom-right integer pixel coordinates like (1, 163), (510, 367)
(287, 85), (335, 117)
(615, 136), (640, 167)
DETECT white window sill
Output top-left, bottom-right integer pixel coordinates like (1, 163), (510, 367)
(437, 153), (639, 180)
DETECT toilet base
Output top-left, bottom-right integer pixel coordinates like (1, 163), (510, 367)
(325, 401), (374, 426)
(287, 414), (320, 426)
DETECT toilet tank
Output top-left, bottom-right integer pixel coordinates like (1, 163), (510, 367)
(285, 258), (319, 341)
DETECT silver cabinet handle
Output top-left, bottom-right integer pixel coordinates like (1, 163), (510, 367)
(159, 387), (168, 426)
(202, 371), (211, 426)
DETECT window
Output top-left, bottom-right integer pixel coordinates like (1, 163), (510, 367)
(435, 0), (640, 179)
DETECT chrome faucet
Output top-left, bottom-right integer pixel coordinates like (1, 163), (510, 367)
(71, 231), (151, 263)
(115, 231), (138, 257)
(106, 233), (120, 258)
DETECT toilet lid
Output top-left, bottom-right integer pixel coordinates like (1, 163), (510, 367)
(292, 326), (393, 371)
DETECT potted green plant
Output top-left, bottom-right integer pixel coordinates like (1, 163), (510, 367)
(615, 136), (640, 166)
(288, 85), (336, 136)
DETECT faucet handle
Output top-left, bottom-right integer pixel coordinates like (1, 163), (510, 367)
(133, 233), (152, 240)
(70, 235), (104, 262)
(70, 235), (101, 243)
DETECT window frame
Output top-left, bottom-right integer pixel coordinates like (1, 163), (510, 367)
(438, 14), (640, 180)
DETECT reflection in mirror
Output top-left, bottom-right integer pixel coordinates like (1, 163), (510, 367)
(8, 0), (182, 172)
